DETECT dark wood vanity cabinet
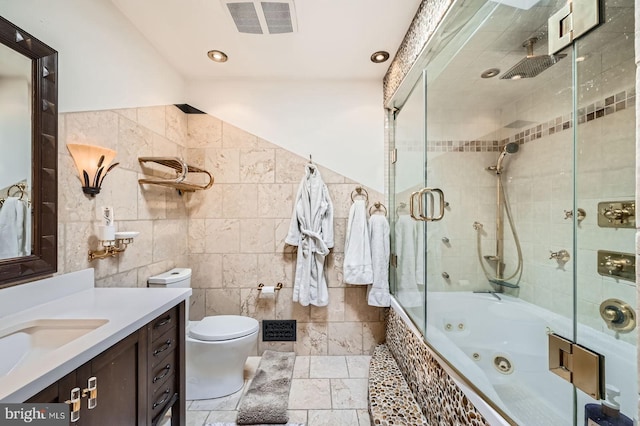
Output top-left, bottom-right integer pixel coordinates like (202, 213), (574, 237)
(26, 302), (186, 426)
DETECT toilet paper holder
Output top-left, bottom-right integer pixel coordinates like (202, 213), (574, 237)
(258, 282), (283, 291)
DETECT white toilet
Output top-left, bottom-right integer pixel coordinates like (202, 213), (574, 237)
(148, 268), (259, 400)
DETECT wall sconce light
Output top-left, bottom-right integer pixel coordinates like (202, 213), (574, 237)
(67, 143), (119, 196)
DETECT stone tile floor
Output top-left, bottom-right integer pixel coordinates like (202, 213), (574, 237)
(186, 355), (371, 426)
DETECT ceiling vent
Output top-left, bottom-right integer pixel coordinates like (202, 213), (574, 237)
(221, 0), (297, 34)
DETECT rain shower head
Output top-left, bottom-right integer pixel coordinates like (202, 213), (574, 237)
(500, 38), (566, 80)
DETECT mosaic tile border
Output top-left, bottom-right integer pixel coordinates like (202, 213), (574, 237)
(383, 0), (453, 106)
(385, 309), (491, 426)
(425, 88), (635, 153)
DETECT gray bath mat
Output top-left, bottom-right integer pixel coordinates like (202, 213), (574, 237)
(207, 424), (304, 426)
(235, 350), (296, 425)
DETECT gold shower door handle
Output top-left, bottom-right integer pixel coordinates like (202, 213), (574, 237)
(409, 188), (445, 222)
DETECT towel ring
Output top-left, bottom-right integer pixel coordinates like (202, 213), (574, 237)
(369, 202), (388, 217)
(350, 186), (369, 203)
(7, 183), (26, 200)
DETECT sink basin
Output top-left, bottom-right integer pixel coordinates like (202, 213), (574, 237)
(0, 319), (108, 376)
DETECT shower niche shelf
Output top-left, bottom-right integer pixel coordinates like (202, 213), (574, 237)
(138, 157), (214, 194)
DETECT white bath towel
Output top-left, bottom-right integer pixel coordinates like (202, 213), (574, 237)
(395, 214), (422, 307)
(343, 199), (373, 284)
(367, 214), (390, 307)
(0, 197), (24, 258)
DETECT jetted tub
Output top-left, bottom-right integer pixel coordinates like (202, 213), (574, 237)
(390, 292), (637, 425)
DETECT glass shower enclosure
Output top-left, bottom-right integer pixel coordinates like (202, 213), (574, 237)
(389, 1), (637, 425)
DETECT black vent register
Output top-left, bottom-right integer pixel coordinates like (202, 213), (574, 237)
(262, 320), (296, 342)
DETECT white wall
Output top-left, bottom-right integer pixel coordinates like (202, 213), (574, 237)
(0, 0), (386, 191)
(0, 77), (31, 188)
(0, 0), (185, 113)
(186, 79), (385, 191)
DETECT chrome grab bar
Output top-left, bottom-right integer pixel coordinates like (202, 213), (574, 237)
(409, 187), (446, 222)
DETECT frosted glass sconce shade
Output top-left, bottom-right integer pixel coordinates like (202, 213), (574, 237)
(67, 143), (119, 196)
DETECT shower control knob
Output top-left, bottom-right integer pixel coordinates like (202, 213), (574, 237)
(442, 272), (450, 279)
(441, 237), (450, 243)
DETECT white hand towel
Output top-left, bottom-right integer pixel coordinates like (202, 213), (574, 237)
(0, 197), (22, 258)
(343, 199), (373, 284)
(367, 214), (390, 307)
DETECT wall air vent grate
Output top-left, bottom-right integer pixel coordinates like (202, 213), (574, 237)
(222, 0), (297, 34)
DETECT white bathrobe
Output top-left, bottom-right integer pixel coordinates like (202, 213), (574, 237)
(285, 165), (334, 307)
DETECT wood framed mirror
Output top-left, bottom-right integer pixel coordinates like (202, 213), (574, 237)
(0, 16), (57, 288)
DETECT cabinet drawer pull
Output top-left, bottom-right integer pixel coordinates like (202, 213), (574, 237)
(64, 387), (81, 423)
(153, 364), (172, 383)
(152, 389), (171, 409)
(154, 315), (172, 329)
(153, 339), (173, 356)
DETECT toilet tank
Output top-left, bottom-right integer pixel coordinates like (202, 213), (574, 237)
(148, 268), (192, 288)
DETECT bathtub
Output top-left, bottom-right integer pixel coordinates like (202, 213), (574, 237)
(390, 292), (637, 426)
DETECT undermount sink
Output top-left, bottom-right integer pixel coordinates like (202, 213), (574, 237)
(0, 319), (108, 377)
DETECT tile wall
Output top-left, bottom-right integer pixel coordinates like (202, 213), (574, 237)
(58, 105), (386, 356)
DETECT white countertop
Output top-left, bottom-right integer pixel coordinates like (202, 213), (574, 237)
(0, 269), (191, 402)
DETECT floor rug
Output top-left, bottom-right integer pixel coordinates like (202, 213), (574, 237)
(235, 350), (296, 425)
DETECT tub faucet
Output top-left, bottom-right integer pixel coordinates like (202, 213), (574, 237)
(473, 290), (502, 301)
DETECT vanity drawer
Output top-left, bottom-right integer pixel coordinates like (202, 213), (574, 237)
(150, 306), (178, 341)
(150, 327), (177, 368)
(150, 350), (175, 393)
(149, 376), (177, 421)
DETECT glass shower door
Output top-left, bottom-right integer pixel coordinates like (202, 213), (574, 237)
(420, 2), (576, 424)
(393, 74), (427, 333)
(574, 0), (637, 423)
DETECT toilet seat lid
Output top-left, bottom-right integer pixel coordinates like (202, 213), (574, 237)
(188, 315), (259, 341)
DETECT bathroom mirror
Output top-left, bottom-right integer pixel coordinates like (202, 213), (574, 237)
(0, 16), (58, 288)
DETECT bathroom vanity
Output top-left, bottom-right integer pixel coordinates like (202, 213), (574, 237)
(0, 269), (191, 426)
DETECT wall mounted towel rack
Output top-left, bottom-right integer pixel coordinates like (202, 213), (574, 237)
(138, 157), (214, 194)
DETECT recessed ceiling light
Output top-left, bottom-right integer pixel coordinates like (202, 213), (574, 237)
(207, 50), (228, 63)
(370, 51), (390, 63)
(481, 68), (500, 78)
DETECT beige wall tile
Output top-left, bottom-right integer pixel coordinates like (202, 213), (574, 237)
(363, 321), (386, 354)
(240, 288), (275, 319)
(165, 105), (187, 146)
(188, 114), (222, 149)
(296, 322), (328, 355)
(137, 179), (167, 220)
(189, 253), (223, 289)
(240, 149), (275, 183)
(205, 148), (240, 183)
(152, 133), (179, 157)
(325, 252), (345, 288)
(185, 185), (224, 219)
(58, 152), (95, 223)
(275, 150), (307, 184)
(258, 340), (294, 355)
(188, 219), (206, 253)
(117, 116), (154, 171)
(95, 268), (138, 288)
(205, 288), (241, 316)
(311, 287), (345, 322)
(257, 183), (295, 218)
(116, 220), (153, 272)
(222, 184), (258, 218)
(153, 219), (187, 262)
(276, 287), (311, 322)
(345, 286), (383, 322)
(257, 253), (295, 288)
(65, 110), (119, 151)
(205, 219), (240, 253)
(328, 322), (363, 355)
(137, 106), (166, 136)
(222, 122), (258, 149)
(189, 288), (205, 320)
(222, 253), (258, 288)
(113, 108), (137, 122)
(240, 218), (275, 253)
